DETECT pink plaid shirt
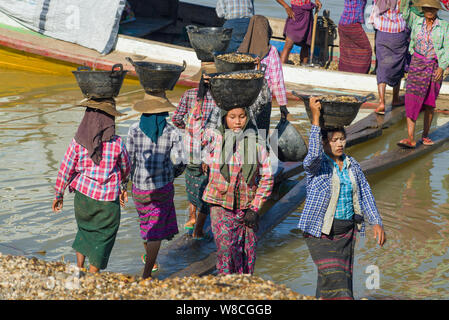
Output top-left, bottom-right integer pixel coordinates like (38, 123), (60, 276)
(291, 0), (311, 6)
(368, 0), (406, 33)
(202, 130), (273, 212)
(262, 46), (288, 106)
(54, 137), (131, 201)
(443, 0), (449, 10)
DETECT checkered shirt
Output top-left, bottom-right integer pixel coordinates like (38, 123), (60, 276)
(291, 0), (311, 6)
(298, 125), (383, 237)
(172, 88), (220, 165)
(202, 130), (273, 212)
(216, 0), (255, 20)
(172, 89), (220, 131)
(400, 0), (449, 70)
(54, 136), (131, 201)
(368, 0), (406, 33)
(340, 0), (366, 25)
(125, 122), (185, 191)
(323, 153), (355, 220)
(262, 46), (288, 106)
(415, 19), (439, 59)
(443, 0), (449, 10)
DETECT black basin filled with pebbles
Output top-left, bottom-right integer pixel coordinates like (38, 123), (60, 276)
(206, 69), (266, 110)
(213, 52), (258, 73)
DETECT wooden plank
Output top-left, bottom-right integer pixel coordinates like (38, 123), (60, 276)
(361, 121), (449, 175)
(166, 120), (449, 279)
(154, 109), (406, 278)
(170, 179), (307, 278)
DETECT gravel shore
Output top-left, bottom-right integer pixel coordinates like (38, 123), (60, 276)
(0, 253), (315, 300)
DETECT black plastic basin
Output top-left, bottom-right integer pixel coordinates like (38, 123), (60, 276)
(207, 68), (266, 111)
(294, 92), (375, 128)
(213, 51), (258, 73)
(72, 64), (127, 99)
(126, 57), (186, 93)
(186, 25), (232, 62)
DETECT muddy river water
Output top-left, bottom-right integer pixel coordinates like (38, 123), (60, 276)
(1, 61), (449, 299)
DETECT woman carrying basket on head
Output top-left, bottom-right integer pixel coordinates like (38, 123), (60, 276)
(299, 97), (386, 299)
(52, 100), (131, 273)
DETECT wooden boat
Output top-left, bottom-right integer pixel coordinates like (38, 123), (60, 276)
(1, 0), (447, 96)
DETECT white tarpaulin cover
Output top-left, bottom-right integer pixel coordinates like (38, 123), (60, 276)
(0, 0), (126, 54)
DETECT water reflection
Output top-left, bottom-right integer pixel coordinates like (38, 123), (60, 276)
(1, 68), (449, 299)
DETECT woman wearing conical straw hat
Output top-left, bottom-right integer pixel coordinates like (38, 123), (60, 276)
(52, 99), (131, 273)
(123, 92), (186, 279)
(397, 0), (449, 148)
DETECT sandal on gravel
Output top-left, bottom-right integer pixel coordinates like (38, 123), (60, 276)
(421, 137), (435, 146)
(397, 138), (416, 149)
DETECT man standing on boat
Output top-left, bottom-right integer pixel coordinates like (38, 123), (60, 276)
(216, 0), (255, 52)
(368, 0), (410, 115)
(338, 0), (373, 74)
(276, 0), (322, 65)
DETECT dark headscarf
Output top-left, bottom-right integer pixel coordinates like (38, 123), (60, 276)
(217, 108), (259, 184)
(238, 15), (273, 59)
(139, 112), (169, 143)
(74, 107), (115, 165)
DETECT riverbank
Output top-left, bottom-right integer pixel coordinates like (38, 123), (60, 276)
(0, 253), (314, 300)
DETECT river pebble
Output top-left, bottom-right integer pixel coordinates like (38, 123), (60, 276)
(0, 254), (315, 300)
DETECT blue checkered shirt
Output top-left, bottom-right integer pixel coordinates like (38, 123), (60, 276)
(216, 0), (255, 20)
(340, 0), (366, 25)
(124, 122), (186, 191)
(298, 125), (383, 237)
(324, 153), (355, 220)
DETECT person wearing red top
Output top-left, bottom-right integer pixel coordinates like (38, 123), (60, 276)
(202, 107), (273, 274)
(52, 100), (130, 273)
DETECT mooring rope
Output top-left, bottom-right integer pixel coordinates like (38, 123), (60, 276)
(0, 88), (144, 125)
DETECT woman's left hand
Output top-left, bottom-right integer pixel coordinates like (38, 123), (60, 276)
(119, 190), (128, 207)
(373, 224), (386, 247)
(315, 0), (322, 11)
(434, 67), (444, 82)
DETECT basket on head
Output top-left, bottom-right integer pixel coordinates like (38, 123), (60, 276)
(213, 51), (259, 73)
(126, 57), (186, 94)
(72, 64), (127, 99)
(206, 67), (266, 111)
(294, 92), (375, 128)
(186, 25), (232, 62)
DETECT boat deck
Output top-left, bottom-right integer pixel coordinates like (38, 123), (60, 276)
(1, 23), (449, 113)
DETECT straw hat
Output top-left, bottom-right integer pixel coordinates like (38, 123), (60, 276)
(132, 92), (176, 114)
(413, 0), (445, 10)
(76, 98), (126, 117)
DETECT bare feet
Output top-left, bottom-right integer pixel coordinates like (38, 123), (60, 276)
(375, 104), (385, 115)
(391, 97), (405, 107)
(184, 204), (197, 230)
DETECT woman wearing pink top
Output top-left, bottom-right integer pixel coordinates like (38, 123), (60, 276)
(237, 15), (290, 132)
